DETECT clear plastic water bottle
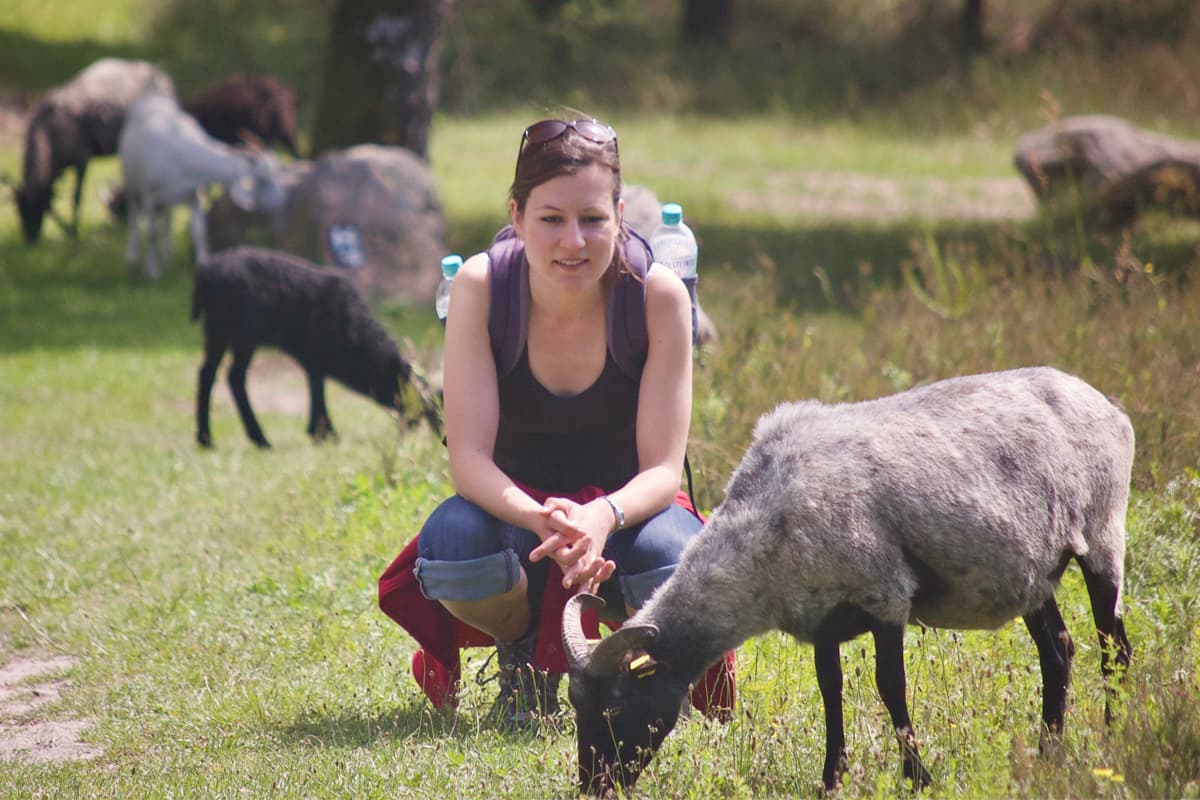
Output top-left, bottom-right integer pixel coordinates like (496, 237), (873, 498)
(435, 254), (461, 325)
(648, 203), (699, 342)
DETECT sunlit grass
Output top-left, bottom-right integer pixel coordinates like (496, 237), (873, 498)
(3, 0), (148, 44)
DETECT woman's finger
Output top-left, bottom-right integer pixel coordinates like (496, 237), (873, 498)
(530, 532), (569, 562)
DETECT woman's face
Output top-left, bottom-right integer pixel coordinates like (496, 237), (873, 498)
(511, 163), (622, 294)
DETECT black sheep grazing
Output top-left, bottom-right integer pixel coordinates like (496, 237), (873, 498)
(12, 58), (174, 243)
(191, 246), (441, 448)
(183, 73), (301, 158)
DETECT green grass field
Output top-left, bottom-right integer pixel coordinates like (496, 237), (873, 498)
(3, 2), (1200, 798)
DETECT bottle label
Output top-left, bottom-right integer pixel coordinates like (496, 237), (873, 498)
(660, 257), (697, 279)
(651, 232), (697, 279)
(435, 279), (452, 323)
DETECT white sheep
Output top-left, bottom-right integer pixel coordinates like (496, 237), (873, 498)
(563, 366), (1134, 795)
(118, 86), (284, 278)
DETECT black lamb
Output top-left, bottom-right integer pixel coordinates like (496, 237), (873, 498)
(191, 246), (441, 448)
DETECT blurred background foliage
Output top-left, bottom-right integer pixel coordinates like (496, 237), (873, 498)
(3, 0), (1199, 131)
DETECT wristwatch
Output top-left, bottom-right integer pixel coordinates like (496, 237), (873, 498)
(602, 495), (625, 532)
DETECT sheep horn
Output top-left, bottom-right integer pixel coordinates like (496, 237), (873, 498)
(587, 623), (660, 677)
(562, 592), (606, 671)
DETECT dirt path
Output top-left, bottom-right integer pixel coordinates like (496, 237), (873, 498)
(0, 652), (100, 763)
(728, 170), (1035, 222)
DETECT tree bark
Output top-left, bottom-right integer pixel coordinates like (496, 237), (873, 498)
(682, 0), (735, 48)
(310, 0), (452, 159)
(527, 0), (567, 20)
(962, 0), (986, 53)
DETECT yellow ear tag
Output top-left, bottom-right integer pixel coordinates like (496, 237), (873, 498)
(629, 654), (656, 678)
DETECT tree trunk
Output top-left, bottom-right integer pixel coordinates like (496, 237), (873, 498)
(682, 0), (735, 48)
(962, 0), (986, 53)
(310, 0), (452, 159)
(527, 0), (567, 20)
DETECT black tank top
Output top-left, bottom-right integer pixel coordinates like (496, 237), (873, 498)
(493, 347), (639, 494)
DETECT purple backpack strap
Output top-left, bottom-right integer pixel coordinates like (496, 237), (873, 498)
(607, 226), (651, 380)
(487, 223), (651, 380)
(487, 226), (530, 378)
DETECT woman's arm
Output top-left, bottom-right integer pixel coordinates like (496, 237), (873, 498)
(608, 263), (694, 521)
(442, 253), (549, 533)
(533, 265), (694, 588)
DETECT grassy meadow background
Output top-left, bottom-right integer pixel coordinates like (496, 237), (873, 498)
(2, 0), (1199, 797)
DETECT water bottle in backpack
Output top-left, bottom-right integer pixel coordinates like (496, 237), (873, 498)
(435, 254), (462, 325)
(648, 203), (699, 343)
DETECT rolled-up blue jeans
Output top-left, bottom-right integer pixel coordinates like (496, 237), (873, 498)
(415, 494), (702, 614)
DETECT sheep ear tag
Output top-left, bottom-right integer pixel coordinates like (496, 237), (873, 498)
(628, 652), (658, 679)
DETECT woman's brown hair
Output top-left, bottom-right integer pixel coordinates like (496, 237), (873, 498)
(509, 124), (633, 280)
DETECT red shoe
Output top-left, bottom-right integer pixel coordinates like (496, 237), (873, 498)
(691, 650), (736, 722)
(411, 648), (459, 709)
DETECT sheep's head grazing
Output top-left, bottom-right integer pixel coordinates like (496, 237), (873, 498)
(13, 183), (48, 244)
(377, 352), (443, 438)
(228, 151), (285, 214)
(373, 350), (407, 409)
(563, 594), (689, 796)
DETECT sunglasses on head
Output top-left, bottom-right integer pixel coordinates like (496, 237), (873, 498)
(518, 118), (618, 156)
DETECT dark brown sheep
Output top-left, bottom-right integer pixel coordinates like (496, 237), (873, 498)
(10, 58), (174, 243)
(184, 73), (301, 158)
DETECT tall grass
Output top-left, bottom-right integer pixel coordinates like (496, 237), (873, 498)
(686, 229), (1200, 505)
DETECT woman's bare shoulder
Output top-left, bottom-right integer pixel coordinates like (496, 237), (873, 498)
(645, 263), (690, 308)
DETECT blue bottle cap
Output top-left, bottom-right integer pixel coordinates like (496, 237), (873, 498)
(661, 203), (683, 225)
(441, 254), (462, 277)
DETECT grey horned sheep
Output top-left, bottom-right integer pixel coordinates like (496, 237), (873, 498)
(563, 366), (1134, 795)
(191, 246), (441, 448)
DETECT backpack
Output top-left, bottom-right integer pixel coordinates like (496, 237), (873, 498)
(485, 222), (700, 510)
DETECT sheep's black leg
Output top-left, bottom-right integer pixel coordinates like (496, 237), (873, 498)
(228, 344), (269, 448)
(305, 368), (335, 441)
(1023, 596), (1074, 742)
(69, 161), (87, 238)
(813, 641), (848, 793)
(196, 330), (227, 448)
(872, 623), (931, 790)
(1078, 563), (1133, 724)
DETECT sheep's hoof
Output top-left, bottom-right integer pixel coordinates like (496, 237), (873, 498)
(310, 422), (337, 443)
(197, 433), (213, 449)
(904, 762), (932, 791)
(252, 437), (271, 449)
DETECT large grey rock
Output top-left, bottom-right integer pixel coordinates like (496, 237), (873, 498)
(1014, 114), (1200, 224)
(208, 144), (446, 302)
